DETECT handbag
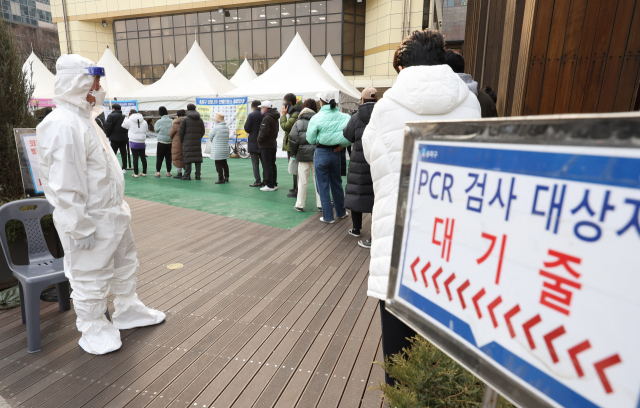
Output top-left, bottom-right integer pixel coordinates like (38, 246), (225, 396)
(204, 137), (212, 155)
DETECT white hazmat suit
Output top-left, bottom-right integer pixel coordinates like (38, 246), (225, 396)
(36, 54), (165, 355)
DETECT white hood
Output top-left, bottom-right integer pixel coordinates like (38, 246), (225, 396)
(53, 54), (98, 116)
(384, 65), (471, 116)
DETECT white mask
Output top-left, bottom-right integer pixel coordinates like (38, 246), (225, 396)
(89, 87), (106, 107)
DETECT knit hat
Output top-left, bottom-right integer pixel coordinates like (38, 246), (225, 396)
(213, 112), (225, 122)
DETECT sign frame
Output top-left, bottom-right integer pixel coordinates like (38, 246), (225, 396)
(13, 128), (44, 198)
(386, 112), (640, 408)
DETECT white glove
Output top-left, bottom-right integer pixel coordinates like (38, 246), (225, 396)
(74, 233), (95, 250)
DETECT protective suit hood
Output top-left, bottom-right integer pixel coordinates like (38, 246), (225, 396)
(53, 54), (97, 116)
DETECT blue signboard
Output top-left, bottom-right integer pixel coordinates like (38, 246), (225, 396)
(388, 115), (640, 408)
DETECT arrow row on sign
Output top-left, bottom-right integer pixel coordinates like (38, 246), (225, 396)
(410, 257), (420, 282)
(421, 262), (431, 287)
(503, 304), (521, 338)
(523, 314), (542, 349)
(457, 280), (470, 309)
(444, 273), (456, 301)
(594, 354), (622, 394)
(568, 340), (591, 377)
(472, 288), (486, 319)
(543, 325), (566, 363)
(487, 296), (503, 328)
(432, 267), (443, 294)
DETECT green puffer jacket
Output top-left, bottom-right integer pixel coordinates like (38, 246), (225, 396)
(154, 115), (173, 143)
(279, 100), (302, 152)
(306, 104), (351, 147)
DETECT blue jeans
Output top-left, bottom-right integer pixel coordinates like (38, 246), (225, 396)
(314, 148), (346, 221)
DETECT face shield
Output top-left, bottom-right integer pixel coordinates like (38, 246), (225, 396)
(54, 55), (110, 113)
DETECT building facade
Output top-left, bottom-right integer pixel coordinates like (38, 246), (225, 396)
(50, 0), (437, 87)
(3, 0), (59, 70)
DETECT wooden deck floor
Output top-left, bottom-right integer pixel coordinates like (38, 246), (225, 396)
(0, 197), (389, 408)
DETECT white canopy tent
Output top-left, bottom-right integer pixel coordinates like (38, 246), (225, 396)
(97, 46), (145, 101)
(321, 53), (361, 99)
(121, 41), (237, 110)
(230, 58), (258, 87)
(161, 63), (175, 80)
(224, 34), (359, 156)
(23, 52), (55, 107)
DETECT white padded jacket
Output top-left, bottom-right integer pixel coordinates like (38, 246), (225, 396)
(362, 64), (482, 300)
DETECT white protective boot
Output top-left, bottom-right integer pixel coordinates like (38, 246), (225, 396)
(74, 297), (121, 354)
(112, 293), (166, 330)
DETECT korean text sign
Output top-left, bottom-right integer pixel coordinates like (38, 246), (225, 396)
(196, 97), (248, 143)
(390, 118), (640, 408)
(102, 100), (138, 119)
(13, 128), (44, 197)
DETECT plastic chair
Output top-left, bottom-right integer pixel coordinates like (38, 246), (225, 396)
(0, 198), (69, 353)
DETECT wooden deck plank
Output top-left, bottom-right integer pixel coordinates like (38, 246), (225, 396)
(0, 197), (381, 408)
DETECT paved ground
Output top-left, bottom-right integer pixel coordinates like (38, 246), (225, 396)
(120, 158), (323, 229)
(0, 197), (387, 408)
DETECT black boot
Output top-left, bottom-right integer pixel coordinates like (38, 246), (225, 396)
(215, 179), (225, 184)
(173, 171), (182, 179)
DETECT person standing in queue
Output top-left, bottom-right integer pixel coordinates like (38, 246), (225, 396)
(179, 103), (205, 181)
(279, 93), (303, 197)
(289, 98), (321, 212)
(103, 103), (129, 173)
(169, 109), (186, 179)
(244, 100), (265, 187)
(306, 90), (351, 223)
(121, 109), (148, 178)
(153, 106), (173, 178)
(257, 101), (281, 192)
(209, 112), (230, 184)
(343, 88), (377, 247)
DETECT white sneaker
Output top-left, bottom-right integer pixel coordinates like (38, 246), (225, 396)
(122, 169), (126, 174)
(261, 186), (276, 191)
(319, 217), (335, 224)
(337, 212), (350, 219)
(274, 186), (279, 190)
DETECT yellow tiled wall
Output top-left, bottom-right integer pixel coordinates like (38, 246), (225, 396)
(363, 0), (422, 76)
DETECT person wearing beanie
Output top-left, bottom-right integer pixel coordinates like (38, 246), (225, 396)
(153, 106), (173, 178)
(103, 103), (129, 173)
(208, 112), (230, 183)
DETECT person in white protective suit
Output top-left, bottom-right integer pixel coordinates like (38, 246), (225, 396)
(36, 54), (165, 355)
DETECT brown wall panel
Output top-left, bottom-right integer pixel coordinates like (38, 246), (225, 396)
(614, 1), (640, 111)
(553, 0), (588, 113)
(598, 0), (638, 111)
(537, 0), (571, 114)
(567, 0), (603, 112)
(522, 0), (555, 115)
(580, 0), (619, 112)
(503, 0), (526, 115)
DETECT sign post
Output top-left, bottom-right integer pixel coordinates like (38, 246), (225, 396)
(387, 113), (640, 408)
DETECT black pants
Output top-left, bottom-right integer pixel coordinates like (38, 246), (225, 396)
(183, 162), (201, 178)
(380, 300), (417, 385)
(352, 211), (363, 230)
(131, 148), (147, 175)
(155, 143), (172, 173)
(250, 152), (264, 183)
(287, 151), (298, 190)
(215, 159), (229, 180)
(111, 140), (127, 169)
(261, 147), (277, 188)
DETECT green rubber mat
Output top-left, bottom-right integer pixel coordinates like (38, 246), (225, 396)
(122, 157), (327, 229)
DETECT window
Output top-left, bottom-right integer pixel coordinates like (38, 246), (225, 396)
(114, 0), (365, 81)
